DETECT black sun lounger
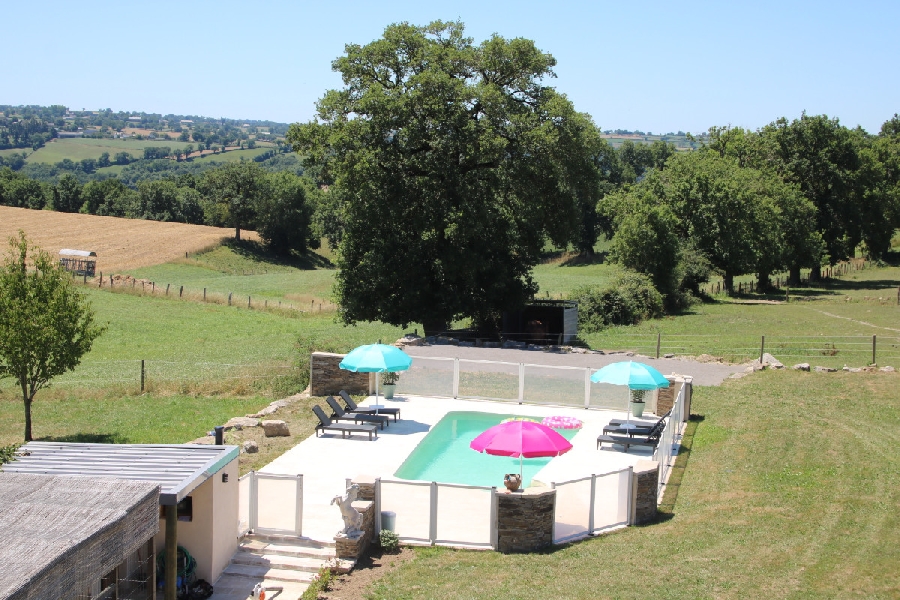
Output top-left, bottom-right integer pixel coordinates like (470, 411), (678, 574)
(603, 409), (672, 437)
(597, 415), (667, 451)
(326, 396), (389, 429)
(340, 390), (400, 421)
(313, 405), (377, 440)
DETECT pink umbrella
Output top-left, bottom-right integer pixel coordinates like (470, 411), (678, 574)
(470, 420), (574, 479)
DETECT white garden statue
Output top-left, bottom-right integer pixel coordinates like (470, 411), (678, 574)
(331, 483), (362, 536)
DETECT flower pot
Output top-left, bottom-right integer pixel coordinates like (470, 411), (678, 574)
(382, 384), (396, 400)
(504, 473), (522, 492)
(631, 401), (646, 418)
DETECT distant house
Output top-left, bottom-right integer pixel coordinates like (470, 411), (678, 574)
(128, 116), (142, 122)
(180, 119), (193, 124)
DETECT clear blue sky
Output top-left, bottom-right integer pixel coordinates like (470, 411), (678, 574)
(3, 0), (897, 134)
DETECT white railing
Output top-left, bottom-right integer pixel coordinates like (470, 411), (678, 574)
(397, 356), (634, 410)
(551, 467), (633, 544)
(376, 478), (498, 549)
(654, 381), (687, 495)
(238, 471), (303, 537)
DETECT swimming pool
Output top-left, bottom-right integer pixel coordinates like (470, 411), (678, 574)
(394, 411), (581, 488)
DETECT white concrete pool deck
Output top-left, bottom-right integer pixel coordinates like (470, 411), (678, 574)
(261, 394), (660, 544)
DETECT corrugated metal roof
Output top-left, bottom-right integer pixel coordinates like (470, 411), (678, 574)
(5, 442), (239, 505)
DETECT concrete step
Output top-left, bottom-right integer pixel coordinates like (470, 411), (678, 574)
(210, 573), (309, 600)
(231, 552), (326, 573)
(239, 539), (336, 560)
(244, 533), (335, 548)
(221, 562), (318, 583)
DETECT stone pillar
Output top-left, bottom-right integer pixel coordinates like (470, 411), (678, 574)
(632, 460), (659, 524)
(495, 488), (555, 553)
(334, 500), (375, 561)
(351, 475), (376, 502)
(310, 352), (370, 396)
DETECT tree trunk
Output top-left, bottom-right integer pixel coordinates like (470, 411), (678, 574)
(23, 390), (33, 442)
(788, 265), (801, 286)
(810, 265), (822, 283)
(757, 270), (771, 293)
(422, 319), (448, 338)
(235, 226), (241, 241)
(723, 273), (734, 295)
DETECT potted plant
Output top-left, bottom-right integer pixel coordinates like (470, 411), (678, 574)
(630, 388), (646, 418)
(382, 371), (400, 399)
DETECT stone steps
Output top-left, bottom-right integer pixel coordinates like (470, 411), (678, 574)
(231, 552), (325, 573)
(220, 562), (318, 583)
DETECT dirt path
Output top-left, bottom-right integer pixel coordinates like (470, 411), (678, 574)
(805, 307), (900, 334)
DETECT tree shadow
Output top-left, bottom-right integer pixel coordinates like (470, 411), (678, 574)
(39, 432), (130, 444)
(559, 252), (609, 267)
(223, 238), (334, 270)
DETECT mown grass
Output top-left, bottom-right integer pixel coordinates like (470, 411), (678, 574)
(366, 370), (900, 599)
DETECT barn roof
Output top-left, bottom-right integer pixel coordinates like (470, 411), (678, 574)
(59, 248), (97, 257)
(5, 442), (238, 505)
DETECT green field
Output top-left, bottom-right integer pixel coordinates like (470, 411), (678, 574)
(26, 137), (184, 164)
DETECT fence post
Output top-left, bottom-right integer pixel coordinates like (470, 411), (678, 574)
(248, 296), (251, 309)
(165, 284), (169, 295)
(152, 282), (155, 293)
(375, 478), (382, 535)
(249, 471), (258, 533)
(588, 474), (597, 534)
(429, 482), (438, 545)
(228, 292), (232, 306)
(518, 363), (525, 404)
(760, 336), (765, 364)
(490, 486), (499, 550)
(584, 368), (591, 408)
(296, 474), (304, 537)
(203, 288), (206, 301)
(452, 358), (460, 399)
(656, 333), (661, 359)
(140, 360), (145, 393)
(872, 335), (876, 365)
(179, 286), (183, 297)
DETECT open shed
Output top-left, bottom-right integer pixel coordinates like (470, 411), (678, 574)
(0, 472), (159, 600)
(59, 248), (97, 277)
(4, 442), (240, 588)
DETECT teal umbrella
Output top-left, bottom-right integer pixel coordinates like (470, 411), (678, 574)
(339, 344), (412, 411)
(590, 361), (669, 429)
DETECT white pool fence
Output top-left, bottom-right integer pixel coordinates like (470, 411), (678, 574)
(238, 471), (303, 537)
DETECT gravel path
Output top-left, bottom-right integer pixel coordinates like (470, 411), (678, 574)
(404, 345), (744, 386)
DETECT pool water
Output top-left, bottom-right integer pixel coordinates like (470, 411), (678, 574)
(394, 411), (581, 488)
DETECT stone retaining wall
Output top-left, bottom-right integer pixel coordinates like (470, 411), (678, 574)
(496, 488), (555, 553)
(310, 352), (370, 397)
(656, 375), (692, 419)
(632, 460), (659, 525)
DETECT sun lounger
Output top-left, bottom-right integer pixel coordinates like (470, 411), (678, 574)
(597, 414), (668, 451)
(312, 405), (377, 440)
(339, 390), (400, 421)
(326, 396), (389, 429)
(603, 409), (672, 437)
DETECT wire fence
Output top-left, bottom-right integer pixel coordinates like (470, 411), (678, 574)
(590, 333), (900, 368)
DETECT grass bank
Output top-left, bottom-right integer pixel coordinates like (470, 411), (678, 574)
(365, 370), (900, 599)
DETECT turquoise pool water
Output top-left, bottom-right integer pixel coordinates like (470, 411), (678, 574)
(394, 411), (581, 488)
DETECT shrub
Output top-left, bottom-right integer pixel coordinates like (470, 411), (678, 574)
(379, 529), (401, 553)
(0, 444), (20, 468)
(571, 270), (664, 333)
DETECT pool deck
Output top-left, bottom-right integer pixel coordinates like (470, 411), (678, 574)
(262, 394), (661, 544)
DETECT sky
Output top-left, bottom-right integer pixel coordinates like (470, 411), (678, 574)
(3, 0), (898, 134)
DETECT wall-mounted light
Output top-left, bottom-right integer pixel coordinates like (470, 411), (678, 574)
(222, 473), (229, 483)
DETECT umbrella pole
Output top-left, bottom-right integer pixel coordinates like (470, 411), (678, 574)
(519, 454), (523, 479)
(625, 387), (632, 428)
(375, 374), (380, 415)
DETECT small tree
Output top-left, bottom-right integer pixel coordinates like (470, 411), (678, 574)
(0, 232), (106, 441)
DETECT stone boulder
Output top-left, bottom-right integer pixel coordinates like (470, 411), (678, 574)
(262, 420), (290, 437)
(792, 363), (811, 371)
(396, 334), (424, 347)
(814, 366), (837, 373)
(242, 440), (259, 453)
(224, 416), (259, 431)
(879, 365), (896, 373)
(761, 353), (784, 369)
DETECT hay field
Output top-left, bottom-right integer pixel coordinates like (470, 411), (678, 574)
(0, 206), (258, 271)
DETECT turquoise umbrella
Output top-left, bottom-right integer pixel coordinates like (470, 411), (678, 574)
(590, 361), (669, 429)
(339, 344), (412, 411)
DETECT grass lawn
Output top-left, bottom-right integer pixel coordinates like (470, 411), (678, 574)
(364, 370), (900, 599)
(26, 138), (181, 163)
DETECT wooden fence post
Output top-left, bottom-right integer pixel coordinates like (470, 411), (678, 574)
(228, 292), (232, 306)
(656, 333), (661, 359)
(203, 288), (206, 301)
(872, 335), (877, 365)
(179, 286), (183, 297)
(165, 284), (170, 295)
(760, 335), (765, 364)
(248, 296), (251, 309)
(140, 360), (145, 393)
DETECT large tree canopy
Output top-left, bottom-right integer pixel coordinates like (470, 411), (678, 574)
(288, 21), (596, 332)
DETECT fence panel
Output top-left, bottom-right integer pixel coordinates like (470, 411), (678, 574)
(253, 473), (303, 537)
(379, 480), (433, 543)
(458, 359), (519, 401)
(552, 476), (593, 543)
(434, 483), (495, 547)
(238, 473), (252, 536)
(395, 357), (455, 398)
(592, 469), (632, 532)
(522, 364), (586, 407)
(590, 382), (630, 411)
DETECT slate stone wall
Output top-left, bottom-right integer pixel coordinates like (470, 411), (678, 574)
(632, 460), (659, 525)
(310, 352), (370, 397)
(496, 488), (555, 553)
